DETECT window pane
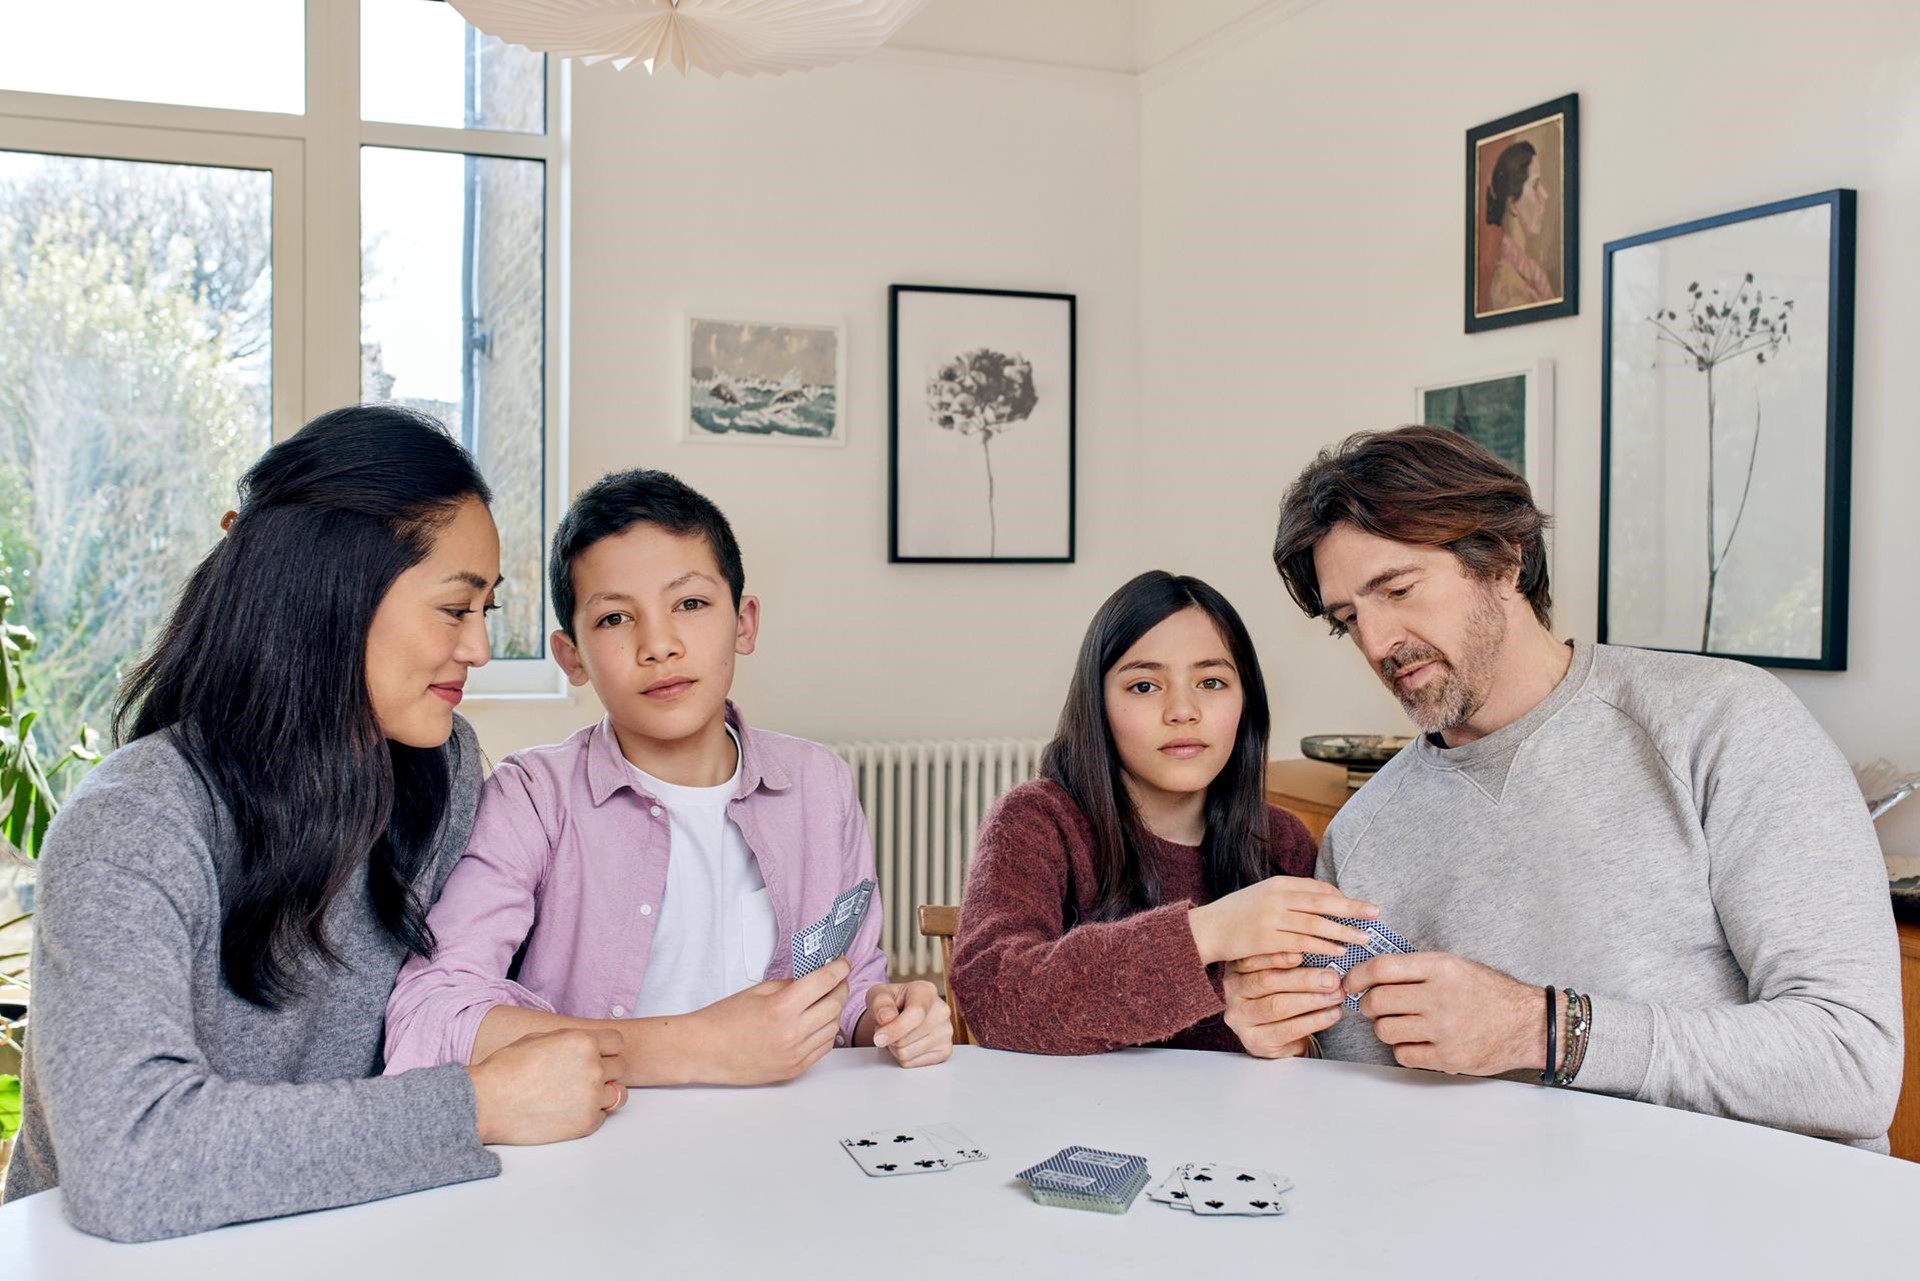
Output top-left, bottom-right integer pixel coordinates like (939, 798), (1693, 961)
(361, 146), (546, 659)
(0, 1), (303, 115)
(0, 151), (273, 766)
(362, 0), (545, 134)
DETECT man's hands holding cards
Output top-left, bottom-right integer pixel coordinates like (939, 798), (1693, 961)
(1343, 950), (1547, 1077)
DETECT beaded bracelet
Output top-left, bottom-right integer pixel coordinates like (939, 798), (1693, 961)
(1555, 988), (1592, 1086)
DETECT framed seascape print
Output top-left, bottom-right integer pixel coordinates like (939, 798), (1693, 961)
(682, 314), (847, 446)
(1600, 189), (1855, 670)
(1466, 93), (1578, 332)
(1415, 359), (1556, 515)
(889, 285), (1076, 563)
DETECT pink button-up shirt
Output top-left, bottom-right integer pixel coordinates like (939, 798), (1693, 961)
(383, 704), (887, 1073)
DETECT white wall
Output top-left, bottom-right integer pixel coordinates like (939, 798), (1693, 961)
(1136, 0), (1920, 855)
(462, 48), (1143, 759)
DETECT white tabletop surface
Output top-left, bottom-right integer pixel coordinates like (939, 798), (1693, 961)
(3, 1045), (1916, 1279)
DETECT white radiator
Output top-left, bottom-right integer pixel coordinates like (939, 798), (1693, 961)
(828, 738), (1048, 975)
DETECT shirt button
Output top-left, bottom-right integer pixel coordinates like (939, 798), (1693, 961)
(611, 1005), (626, 1017)
(640, 903), (653, 916)
(835, 1033), (846, 1048)
(650, 805), (663, 817)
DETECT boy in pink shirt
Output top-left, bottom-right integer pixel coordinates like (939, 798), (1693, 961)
(385, 470), (951, 1084)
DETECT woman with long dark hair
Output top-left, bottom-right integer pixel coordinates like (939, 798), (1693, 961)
(949, 571), (1379, 1055)
(3, 406), (626, 1241)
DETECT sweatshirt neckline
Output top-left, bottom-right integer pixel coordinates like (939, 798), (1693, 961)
(1414, 639), (1593, 774)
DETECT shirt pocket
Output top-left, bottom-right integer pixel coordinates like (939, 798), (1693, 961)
(740, 886), (777, 980)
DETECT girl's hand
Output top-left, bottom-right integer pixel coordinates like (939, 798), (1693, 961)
(1222, 955), (1346, 1058)
(1187, 876), (1380, 965)
(860, 980), (954, 1068)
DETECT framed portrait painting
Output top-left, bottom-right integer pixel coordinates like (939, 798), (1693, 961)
(1465, 94), (1578, 332)
(889, 285), (1076, 563)
(1600, 189), (1855, 670)
(1415, 358), (1555, 515)
(681, 314), (846, 446)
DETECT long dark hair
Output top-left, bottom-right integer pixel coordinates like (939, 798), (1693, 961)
(1043, 571), (1273, 923)
(116, 405), (493, 1008)
(1486, 140), (1537, 225)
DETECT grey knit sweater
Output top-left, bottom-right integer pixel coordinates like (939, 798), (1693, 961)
(1316, 641), (1904, 1150)
(2, 717), (499, 1240)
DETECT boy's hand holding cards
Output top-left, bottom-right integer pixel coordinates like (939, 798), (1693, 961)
(792, 878), (875, 978)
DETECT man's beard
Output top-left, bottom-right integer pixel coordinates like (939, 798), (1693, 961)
(1376, 588), (1508, 734)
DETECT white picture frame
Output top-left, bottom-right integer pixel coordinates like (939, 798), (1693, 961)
(1413, 358), (1556, 516)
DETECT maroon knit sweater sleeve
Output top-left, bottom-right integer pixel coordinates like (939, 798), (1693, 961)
(949, 781), (1227, 1056)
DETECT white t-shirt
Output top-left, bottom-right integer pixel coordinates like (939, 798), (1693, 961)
(629, 728), (777, 1017)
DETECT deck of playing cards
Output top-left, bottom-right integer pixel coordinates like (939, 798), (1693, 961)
(1016, 1146), (1151, 1214)
(1147, 1162), (1293, 1217)
(1300, 916), (1414, 1010)
(839, 1123), (987, 1177)
(792, 877), (875, 977)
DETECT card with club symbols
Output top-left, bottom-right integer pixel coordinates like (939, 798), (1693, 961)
(839, 1122), (987, 1177)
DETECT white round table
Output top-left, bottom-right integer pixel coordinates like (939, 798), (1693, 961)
(3, 1046), (1916, 1278)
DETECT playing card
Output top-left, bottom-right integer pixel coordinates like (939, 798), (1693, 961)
(791, 878), (876, 977)
(790, 914), (836, 977)
(921, 1121), (987, 1165)
(839, 1129), (950, 1177)
(1182, 1164), (1288, 1216)
(1147, 1164), (1196, 1209)
(825, 878), (875, 957)
(1301, 916), (1414, 1011)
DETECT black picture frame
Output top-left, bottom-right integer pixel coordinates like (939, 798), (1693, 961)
(1465, 93), (1579, 333)
(888, 284), (1077, 564)
(1599, 188), (1855, 671)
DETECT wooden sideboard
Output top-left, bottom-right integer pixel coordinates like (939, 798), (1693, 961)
(1895, 921), (1920, 1162)
(1264, 758), (1920, 1162)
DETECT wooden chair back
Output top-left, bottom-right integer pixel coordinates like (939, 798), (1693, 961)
(915, 904), (973, 1046)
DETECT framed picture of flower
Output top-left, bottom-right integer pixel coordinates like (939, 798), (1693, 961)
(1600, 189), (1855, 670)
(1466, 93), (1578, 332)
(889, 285), (1076, 563)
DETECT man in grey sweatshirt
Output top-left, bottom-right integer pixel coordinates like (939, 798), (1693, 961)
(1230, 426), (1902, 1149)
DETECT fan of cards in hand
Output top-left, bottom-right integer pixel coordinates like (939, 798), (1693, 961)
(791, 878), (875, 977)
(1300, 915), (1415, 1010)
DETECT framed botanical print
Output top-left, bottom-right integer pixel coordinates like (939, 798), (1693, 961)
(1466, 94), (1579, 332)
(889, 285), (1076, 563)
(1600, 189), (1855, 670)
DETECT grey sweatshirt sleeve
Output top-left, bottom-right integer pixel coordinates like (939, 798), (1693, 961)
(21, 775), (500, 1241)
(1576, 677), (1904, 1141)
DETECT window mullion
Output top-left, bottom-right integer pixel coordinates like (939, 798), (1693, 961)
(299, 0), (363, 425)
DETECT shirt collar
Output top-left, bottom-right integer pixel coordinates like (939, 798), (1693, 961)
(585, 700), (792, 805)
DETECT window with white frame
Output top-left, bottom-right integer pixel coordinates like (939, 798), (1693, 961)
(0, 1), (566, 754)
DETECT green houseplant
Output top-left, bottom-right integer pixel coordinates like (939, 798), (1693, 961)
(0, 582), (100, 1156)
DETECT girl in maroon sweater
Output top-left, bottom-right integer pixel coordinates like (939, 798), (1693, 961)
(950, 571), (1379, 1055)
